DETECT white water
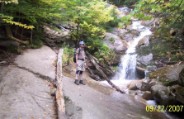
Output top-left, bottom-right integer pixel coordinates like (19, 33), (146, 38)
(114, 21), (152, 80)
(101, 7), (152, 89)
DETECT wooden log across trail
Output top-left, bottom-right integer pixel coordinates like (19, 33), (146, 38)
(56, 49), (66, 119)
(86, 52), (125, 94)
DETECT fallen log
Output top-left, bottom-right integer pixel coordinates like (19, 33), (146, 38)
(86, 52), (125, 94)
(86, 67), (100, 81)
(56, 49), (66, 119)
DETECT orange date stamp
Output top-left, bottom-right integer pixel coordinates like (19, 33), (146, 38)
(146, 105), (184, 112)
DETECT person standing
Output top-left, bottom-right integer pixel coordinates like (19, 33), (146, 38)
(74, 41), (86, 85)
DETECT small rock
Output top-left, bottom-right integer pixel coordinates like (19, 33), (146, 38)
(142, 91), (153, 100)
(127, 80), (143, 90)
(50, 88), (57, 96)
(0, 61), (7, 64)
(149, 80), (157, 87)
(140, 82), (151, 91)
(179, 68), (184, 86)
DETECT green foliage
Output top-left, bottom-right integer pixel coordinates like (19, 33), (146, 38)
(62, 46), (74, 65)
(132, 0), (184, 62)
(133, 0), (184, 31)
(1, 0), (120, 61)
(109, 0), (139, 6)
(0, 0), (18, 4)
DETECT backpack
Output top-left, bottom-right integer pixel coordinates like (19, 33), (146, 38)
(73, 48), (80, 63)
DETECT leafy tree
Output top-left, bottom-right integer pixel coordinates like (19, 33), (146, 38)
(133, 0), (184, 61)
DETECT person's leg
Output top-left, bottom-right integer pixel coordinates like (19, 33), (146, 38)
(74, 70), (80, 85)
(79, 71), (85, 85)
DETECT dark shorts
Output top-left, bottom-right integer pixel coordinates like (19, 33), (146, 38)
(76, 70), (83, 75)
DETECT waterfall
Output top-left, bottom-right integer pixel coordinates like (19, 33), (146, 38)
(114, 21), (152, 80)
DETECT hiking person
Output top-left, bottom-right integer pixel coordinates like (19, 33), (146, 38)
(74, 41), (86, 85)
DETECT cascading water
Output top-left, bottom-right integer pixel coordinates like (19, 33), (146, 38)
(101, 7), (153, 89)
(114, 21), (152, 80)
(117, 21), (151, 79)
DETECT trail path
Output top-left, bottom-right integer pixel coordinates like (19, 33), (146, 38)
(0, 46), (57, 119)
(0, 46), (174, 119)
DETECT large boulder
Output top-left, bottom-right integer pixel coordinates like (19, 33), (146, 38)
(151, 84), (184, 105)
(138, 36), (150, 47)
(43, 25), (70, 46)
(149, 62), (184, 86)
(104, 33), (128, 53)
(141, 91), (153, 100)
(111, 28), (127, 39)
(137, 53), (153, 65)
(170, 85), (184, 104)
(151, 84), (176, 105)
(178, 68), (184, 86)
(127, 80), (143, 90)
(165, 62), (184, 85)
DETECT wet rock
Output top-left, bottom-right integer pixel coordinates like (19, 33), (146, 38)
(170, 85), (184, 104)
(142, 91), (153, 100)
(127, 80), (143, 90)
(136, 81), (142, 90)
(149, 80), (157, 87)
(104, 33), (128, 53)
(140, 82), (151, 91)
(137, 53), (153, 65)
(138, 36), (150, 46)
(136, 66), (145, 79)
(165, 62), (184, 86)
(147, 65), (157, 71)
(112, 28), (127, 39)
(141, 18), (160, 28)
(179, 68), (184, 86)
(123, 33), (135, 42)
(151, 84), (176, 105)
(136, 81), (151, 91)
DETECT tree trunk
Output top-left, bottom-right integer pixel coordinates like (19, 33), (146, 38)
(5, 25), (29, 45)
(86, 52), (125, 94)
(56, 49), (66, 119)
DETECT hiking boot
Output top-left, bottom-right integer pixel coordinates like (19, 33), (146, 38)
(79, 80), (86, 85)
(74, 80), (80, 85)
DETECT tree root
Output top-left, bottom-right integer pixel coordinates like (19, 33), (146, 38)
(5, 25), (29, 45)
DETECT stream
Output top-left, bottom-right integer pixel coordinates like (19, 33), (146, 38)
(100, 6), (182, 119)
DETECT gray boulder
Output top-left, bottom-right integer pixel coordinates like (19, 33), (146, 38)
(104, 33), (128, 53)
(151, 84), (176, 105)
(137, 53), (153, 65)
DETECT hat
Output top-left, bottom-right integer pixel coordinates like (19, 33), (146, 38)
(79, 41), (85, 45)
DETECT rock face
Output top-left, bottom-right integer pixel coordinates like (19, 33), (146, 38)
(43, 25), (70, 46)
(149, 62), (184, 105)
(151, 84), (173, 105)
(15, 46), (56, 80)
(0, 46), (57, 119)
(104, 32), (128, 53)
(179, 68), (184, 86)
